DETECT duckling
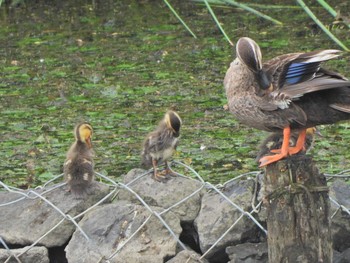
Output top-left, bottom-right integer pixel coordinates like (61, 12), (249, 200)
(256, 127), (319, 162)
(64, 122), (94, 198)
(141, 111), (182, 182)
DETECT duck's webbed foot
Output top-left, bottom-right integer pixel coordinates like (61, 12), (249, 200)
(151, 159), (167, 182)
(270, 129), (307, 155)
(259, 153), (288, 167)
(164, 161), (177, 178)
(152, 172), (167, 182)
(259, 126), (292, 168)
(157, 168), (176, 179)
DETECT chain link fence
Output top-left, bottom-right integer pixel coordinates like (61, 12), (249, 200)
(0, 161), (349, 262)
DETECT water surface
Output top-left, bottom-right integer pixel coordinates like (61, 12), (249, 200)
(1, 0), (350, 187)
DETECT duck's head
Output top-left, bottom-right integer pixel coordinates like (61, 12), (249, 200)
(306, 127), (322, 137)
(164, 111), (182, 137)
(236, 37), (271, 91)
(75, 122), (93, 148)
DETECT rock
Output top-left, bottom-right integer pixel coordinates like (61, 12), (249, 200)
(0, 182), (110, 247)
(334, 247), (350, 263)
(330, 180), (350, 208)
(166, 250), (209, 263)
(65, 202), (182, 263)
(329, 180), (350, 252)
(116, 168), (203, 222)
(0, 246), (49, 263)
(194, 178), (260, 261)
(333, 250), (342, 263)
(226, 242), (268, 263)
(255, 172), (267, 223)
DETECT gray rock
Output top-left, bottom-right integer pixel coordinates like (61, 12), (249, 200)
(331, 180), (350, 208)
(255, 172), (267, 223)
(65, 202), (182, 263)
(0, 246), (49, 263)
(334, 247), (350, 263)
(116, 168), (203, 221)
(166, 250), (209, 263)
(226, 242), (268, 263)
(194, 178), (259, 259)
(0, 182), (110, 247)
(333, 250), (342, 263)
(329, 180), (350, 252)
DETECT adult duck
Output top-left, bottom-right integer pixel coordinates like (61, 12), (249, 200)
(224, 37), (350, 167)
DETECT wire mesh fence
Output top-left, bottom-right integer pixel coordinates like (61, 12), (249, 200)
(0, 161), (350, 262)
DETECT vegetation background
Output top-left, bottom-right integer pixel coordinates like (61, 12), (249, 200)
(0, 0), (349, 188)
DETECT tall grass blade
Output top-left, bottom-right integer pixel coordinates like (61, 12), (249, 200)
(203, 0), (233, 46)
(197, 0), (282, 25)
(316, 0), (350, 29)
(316, 0), (337, 17)
(195, 0), (299, 9)
(163, 0), (198, 39)
(297, 0), (349, 51)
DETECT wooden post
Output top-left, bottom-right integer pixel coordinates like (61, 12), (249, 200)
(264, 155), (332, 263)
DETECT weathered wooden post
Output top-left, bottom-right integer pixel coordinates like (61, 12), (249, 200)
(264, 155), (333, 262)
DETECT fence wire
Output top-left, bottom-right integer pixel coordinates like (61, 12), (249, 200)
(0, 161), (349, 263)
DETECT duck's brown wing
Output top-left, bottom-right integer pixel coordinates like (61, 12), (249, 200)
(261, 49), (350, 111)
(264, 49), (343, 90)
(141, 129), (172, 166)
(278, 75), (350, 99)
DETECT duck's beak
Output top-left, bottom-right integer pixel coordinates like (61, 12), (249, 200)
(86, 137), (92, 148)
(315, 129), (323, 137)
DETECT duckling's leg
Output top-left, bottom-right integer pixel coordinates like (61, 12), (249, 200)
(165, 161), (177, 177)
(152, 159), (167, 182)
(259, 126), (291, 167)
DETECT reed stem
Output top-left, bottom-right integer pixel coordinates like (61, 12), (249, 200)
(297, 0), (349, 51)
(163, 0), (198, 39)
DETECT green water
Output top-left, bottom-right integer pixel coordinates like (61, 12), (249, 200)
(1, 0), (350, 188)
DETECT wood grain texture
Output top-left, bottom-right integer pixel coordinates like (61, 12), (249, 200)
(264, 155), (332, 263)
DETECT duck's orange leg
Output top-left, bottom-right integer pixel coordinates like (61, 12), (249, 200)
(270, 128), (307, 154)
(259, 126), (291, 167)
(288, 129), (307, 154)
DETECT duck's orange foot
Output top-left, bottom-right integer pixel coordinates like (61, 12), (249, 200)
(270, 129), (307, 155)
(259, 153), (288, 167)
(159, 169), (177, 178)
(158, 170), (167, 176)
(165, 170), (177, 178)
(152, 172), (167, 182)
(270, 146), (305, 155)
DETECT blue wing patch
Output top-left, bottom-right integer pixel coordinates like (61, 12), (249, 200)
(285, 62), (320, 85)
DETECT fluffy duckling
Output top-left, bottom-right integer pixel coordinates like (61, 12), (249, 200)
(256, 127), (318, 162)
(64, 122), (94, 198)
(141, 111), (182, 182)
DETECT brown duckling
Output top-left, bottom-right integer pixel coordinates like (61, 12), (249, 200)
(141, 111), (182, 182)
(64, 122), (94, 198)
(256, 127), (318, 162)
(224, 37), (350, 167)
